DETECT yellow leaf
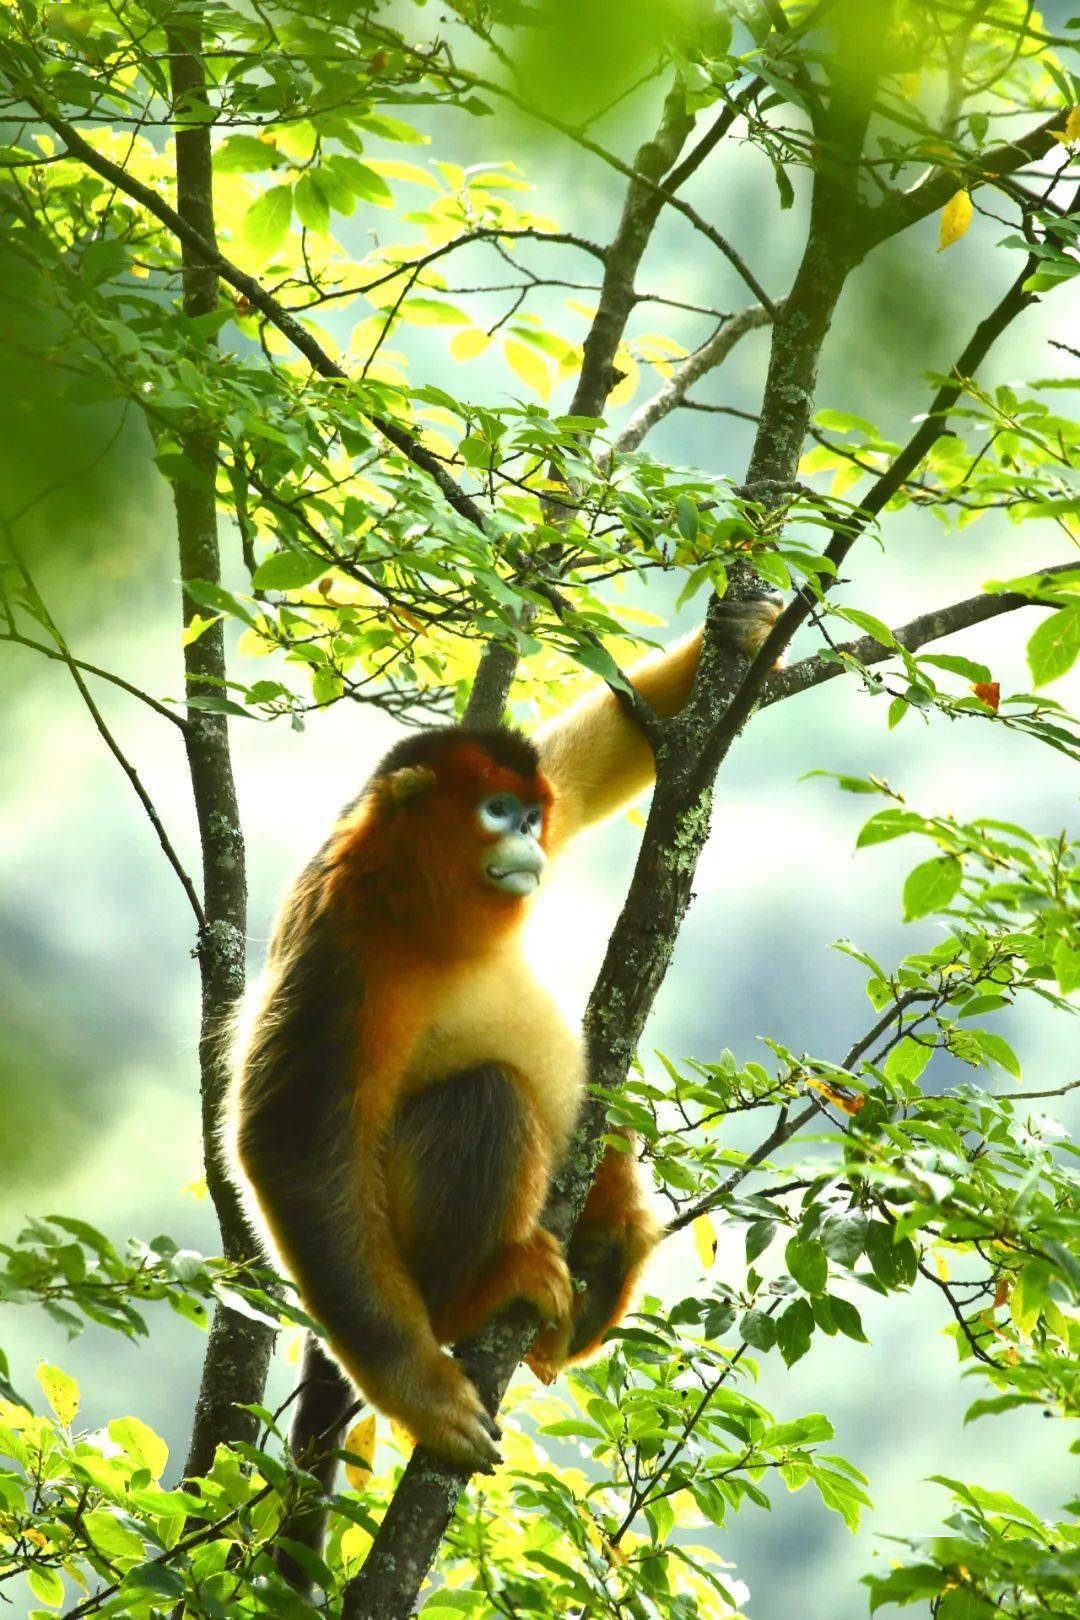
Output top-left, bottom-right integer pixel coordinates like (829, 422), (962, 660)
(365, 159), (441, 190)
(933, 1249), (951, 1282)
(806, 1076), (866, 1115)
(236, 627), (275, 659)
(450, 327), (491, 361)
(624, 806), (647, 829)
(1065, 106), (1080, 145)
(503, 338), (551, 400)
(182, 612), (221, 647)
(693, 1214), (717, 1271)
(180, 1174), (208, 1201)
(898, 71), (920, 96)
(343, 1413), (377, 1491)
(108, 1416), (168, 1479)
(340, 1523), (372, 1570)
(283, 1328), (305, 1366)
(419, 428), (457, 460)
(939, 189), (973, 251)
(606, 350), (639, 407)
(37, 1364), (79, 1427)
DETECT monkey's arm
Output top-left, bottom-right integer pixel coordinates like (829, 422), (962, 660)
(231, 899), (501, 1474)
(536, 596), (780, 846)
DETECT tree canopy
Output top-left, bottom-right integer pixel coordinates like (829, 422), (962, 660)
(0, 2), (1078, 1618)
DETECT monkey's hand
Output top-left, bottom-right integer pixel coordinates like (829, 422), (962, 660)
(375, 1352), (502, 1474)
(713, 589), (785, 664)
(507, 1226), (574, 1326)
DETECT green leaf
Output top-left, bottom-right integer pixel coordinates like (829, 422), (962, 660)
(83, 1508), (146, 1563)
(776, 1297), (815, 1365)
(902, 856), (962, 920)
(675, 495), (699, 542)
(182, 580), (256, 627)
(214, 135), (288, 173)
(251, 549), (328, 591)
(358, 113), (428, 144)
(837, 607), (897, 648)
(294, 173), (330, 235)
(333, 156), (394, 205)
(856, 809), (927, 848)
(786, 1237), (828, 1294)
(745, 1219), (777, 1265)
(815, 409), (879, 435)
(400, 297), (471, 327)
(1027, 604), (1080, 686)
(866, 1224), (917, 1289)
(1054, 937), (1080, 994)
(972, 1030), (1021, 1079)
(122, 1562), (185, 1599)
(819, 1211), (868, 1267)
(739, 1308), (777, 1351)
(243, 185), (292, 254)
(884, 1036), (933, 1084)
(920, 652), (992, 684)
(830, 1297), (868, 1341)
(568, 640), (631, 694)
(761, 1413), (834, 1451)
(27, 1566), (65, 1607)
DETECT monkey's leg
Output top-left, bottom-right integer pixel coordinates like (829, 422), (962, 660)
(274, 1334), (358, 1594)
(527, 1136), (659, 1382)
(389, 1064), (571, 1346)
(237, 1025), (503, 1474)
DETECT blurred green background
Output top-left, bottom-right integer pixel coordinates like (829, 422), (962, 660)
(2, 21), (1078, 1614)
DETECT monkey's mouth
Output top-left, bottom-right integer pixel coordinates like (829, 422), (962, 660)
(485, 863), (542, 897)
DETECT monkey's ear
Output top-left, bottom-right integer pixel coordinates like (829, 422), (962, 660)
(386, 765), (437, 806)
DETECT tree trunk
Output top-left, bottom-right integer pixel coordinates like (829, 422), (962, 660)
(167, 19), (275, 1480)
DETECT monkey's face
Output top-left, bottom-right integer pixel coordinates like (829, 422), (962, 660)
(475, 790), (547, 897)
(371, 732), (552, 917)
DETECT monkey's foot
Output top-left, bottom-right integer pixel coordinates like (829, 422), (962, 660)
(391, 1357), (502, 1474)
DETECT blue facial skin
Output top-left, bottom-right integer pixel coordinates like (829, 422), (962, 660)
(477, 794), (547, 896)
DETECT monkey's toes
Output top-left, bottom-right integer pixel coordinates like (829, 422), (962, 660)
(416, 1371), (503, 1474)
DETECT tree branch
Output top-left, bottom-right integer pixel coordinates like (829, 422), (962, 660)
(20, 93), (491, 538)
(0, 626), (188, 729)
(859, 112), (1061, 249)
(466, 77), (700, 724)
(763, 561), (1077, 708)
(691, 250), (1042, 793)
(609, 302), (775, 458)
(0, 526), (205, 928)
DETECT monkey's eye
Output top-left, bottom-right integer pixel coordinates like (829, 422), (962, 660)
(524, 806), (543, 834)
(478, 795), (518, 832)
